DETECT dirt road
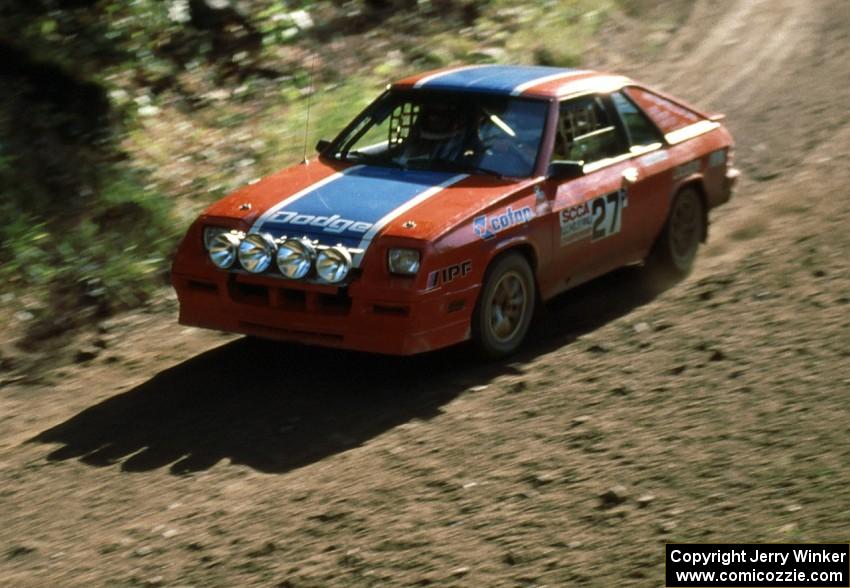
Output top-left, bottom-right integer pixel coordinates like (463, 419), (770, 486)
(1, 1), (849, 585)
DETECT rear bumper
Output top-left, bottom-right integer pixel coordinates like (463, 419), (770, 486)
(172, 271), (477, 355)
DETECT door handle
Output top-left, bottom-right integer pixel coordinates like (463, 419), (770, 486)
(622, 167), (639, 184)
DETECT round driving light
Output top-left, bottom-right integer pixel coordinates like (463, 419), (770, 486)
(238, 233), (277, 273)
(208, 231), (242, 269)
(276, 238), (316, 279)
(203, 226), (227, 250)
(315, 246), (352, 283)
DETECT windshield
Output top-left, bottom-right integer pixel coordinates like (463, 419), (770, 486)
(327, 90), (549, 178)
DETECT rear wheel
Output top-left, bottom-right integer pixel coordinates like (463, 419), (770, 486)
(472, 252), (535, 359)
(650, 187), (705, 277)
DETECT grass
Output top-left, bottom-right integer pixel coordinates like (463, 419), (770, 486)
(259, 77), (384, 172)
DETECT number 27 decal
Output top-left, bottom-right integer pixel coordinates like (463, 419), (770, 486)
(591, 189), (627, 241)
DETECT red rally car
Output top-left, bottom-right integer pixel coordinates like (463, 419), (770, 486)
(172, 64), (739, 357)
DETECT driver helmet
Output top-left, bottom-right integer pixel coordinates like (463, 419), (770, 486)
(417, 104), (465, 141)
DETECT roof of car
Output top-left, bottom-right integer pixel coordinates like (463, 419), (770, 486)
(393, 65), (631, 99)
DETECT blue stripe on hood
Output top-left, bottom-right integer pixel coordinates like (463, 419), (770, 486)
(256, 166), (460, 248)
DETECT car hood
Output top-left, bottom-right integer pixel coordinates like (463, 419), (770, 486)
(203, 160), (535, 261)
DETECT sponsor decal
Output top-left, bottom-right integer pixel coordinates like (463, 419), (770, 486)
(251, 166), (466, 263)
(673, 159), (701, 180)
(708, 149), (727, 168)
(559, 201), (594, 245)
(473, 206), (534, 240)
(534, 184), (551, 216)
(269, 211), (372, 235)
(534, 184), (545, 201)
(560, 189), (627, 246)
(426, 260), (472, 290)
(640, 150), (669, 166)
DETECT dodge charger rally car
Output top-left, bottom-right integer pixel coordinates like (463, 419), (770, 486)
(172, 64), (738, 357)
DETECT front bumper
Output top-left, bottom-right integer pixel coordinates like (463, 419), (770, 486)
(172, 271), (478, 355)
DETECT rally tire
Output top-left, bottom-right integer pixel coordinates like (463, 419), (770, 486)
(472, 252), (536, 359)
(649, 187), (705, 277)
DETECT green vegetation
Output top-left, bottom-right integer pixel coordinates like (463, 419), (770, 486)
(0, 0), (637, 339)
(0, 164), (177, 338)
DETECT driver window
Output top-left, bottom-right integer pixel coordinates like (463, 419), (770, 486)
(553, 95), (622, 166)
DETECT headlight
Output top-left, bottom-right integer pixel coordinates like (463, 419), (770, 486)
(276, 238), (316, 279)
(208, 231), (242, 269)
(203, 226), (228, 250)
(238, 233), (277, 273)
(315, 246), (352, 283)
(388, 248), (420, 275)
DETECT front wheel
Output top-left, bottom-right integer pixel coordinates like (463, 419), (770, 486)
(472, 252), (536, 359)
(649, 187), (705, 277)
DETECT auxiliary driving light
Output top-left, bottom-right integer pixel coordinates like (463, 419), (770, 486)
(203, 226), (228, 250)
(208, 231), (242, 269)
(238, 233), (277, 273)
(276, 238), (316, 279)
(315, 246), (352, 283)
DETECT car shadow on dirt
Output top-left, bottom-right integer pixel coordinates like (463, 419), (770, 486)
(29, 266), (672, 475)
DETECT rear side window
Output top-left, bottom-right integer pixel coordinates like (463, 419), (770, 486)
(624, 86), (703, 134)
(610, 92), (664, 150)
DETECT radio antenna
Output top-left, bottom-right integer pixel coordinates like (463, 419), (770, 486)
(301, 52), (317, 164)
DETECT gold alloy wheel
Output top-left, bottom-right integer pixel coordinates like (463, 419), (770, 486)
(484, 269), (529, 344)
(669, 189), (702, 270)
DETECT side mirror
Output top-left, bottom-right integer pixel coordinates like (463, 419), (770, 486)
(315, 139), (332, 154)
(547, 160), (584, 181)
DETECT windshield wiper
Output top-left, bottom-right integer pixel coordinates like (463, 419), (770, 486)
(466, 165), (505, 178)
(345, 151), (406, 169)
(428, 158), (506, 179)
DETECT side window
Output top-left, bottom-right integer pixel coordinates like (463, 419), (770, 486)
(610, 91), (664, 151)
(553, 95), (625, 166)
